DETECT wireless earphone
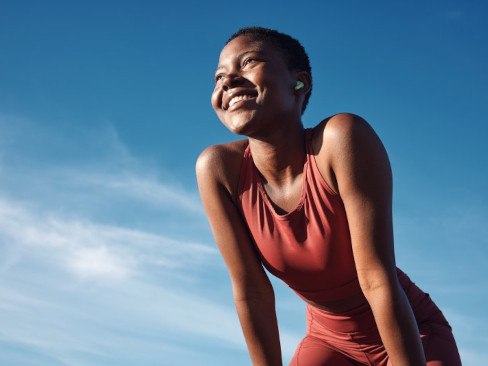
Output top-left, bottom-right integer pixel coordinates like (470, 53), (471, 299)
(295, 80), (304, 90)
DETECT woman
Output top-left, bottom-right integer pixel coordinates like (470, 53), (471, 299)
(196, 27), (461, 366)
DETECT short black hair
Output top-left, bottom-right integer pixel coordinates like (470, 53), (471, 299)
(226, 26), (312, 114)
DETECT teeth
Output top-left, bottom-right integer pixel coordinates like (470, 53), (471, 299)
(228, 94), (254, 108)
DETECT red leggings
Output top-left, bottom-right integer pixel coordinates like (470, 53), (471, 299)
(290, 281), (461, 365)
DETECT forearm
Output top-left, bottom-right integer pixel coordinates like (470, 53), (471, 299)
(234, 296), (282, 366)
(364, 283), (425, 366)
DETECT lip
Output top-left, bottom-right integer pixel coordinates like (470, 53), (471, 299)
(222, 89), (258, 111)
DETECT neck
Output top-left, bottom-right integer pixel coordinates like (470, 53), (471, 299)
(248, 121), (306, 186)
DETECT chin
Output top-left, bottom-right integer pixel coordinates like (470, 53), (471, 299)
(225, 121), (252, 136)
(221, 111), (259, 136)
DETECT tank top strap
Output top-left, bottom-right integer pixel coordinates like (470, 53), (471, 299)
(237, 142), (253, 200)
(243, 142), (251, 157)
(304, 128), (315, 158)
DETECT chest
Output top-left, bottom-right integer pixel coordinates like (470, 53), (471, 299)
(260, 173), (305, 215)
(241, 181), (358, 291)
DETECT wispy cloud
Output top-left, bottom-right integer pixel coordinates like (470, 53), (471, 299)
(79, 171), (204, 215)
(0, 114), (260, 364)
(0, 191), (301, 363)
(0, 196), (214, 278)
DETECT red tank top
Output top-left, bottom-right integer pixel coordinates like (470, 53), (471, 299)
(237, 129), (362, 303)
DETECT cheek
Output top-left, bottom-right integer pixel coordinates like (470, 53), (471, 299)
(210, 92), (226, 123)
(211, 89), (221, 111)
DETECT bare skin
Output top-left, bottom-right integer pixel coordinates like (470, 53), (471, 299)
(197, 35), (426, 366)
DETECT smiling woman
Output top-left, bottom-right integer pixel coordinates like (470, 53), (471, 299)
(211, 29), (311, 137)
(197, 27), (462, 366)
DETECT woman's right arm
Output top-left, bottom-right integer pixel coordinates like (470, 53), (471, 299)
(196, 144), (282, 366)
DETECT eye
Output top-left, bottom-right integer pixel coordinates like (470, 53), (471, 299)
(242, 58), (256, 67)
(214, 73), (224, 83)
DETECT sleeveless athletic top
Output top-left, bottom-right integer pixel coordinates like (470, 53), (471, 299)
(237, 129), (407, 304)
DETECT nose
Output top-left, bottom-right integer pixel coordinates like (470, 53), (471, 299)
(222, 73), (244, 92)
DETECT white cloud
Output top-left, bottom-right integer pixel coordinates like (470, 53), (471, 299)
(0, 115), (251, 364)
(0, 179), (300, 364)
(68, 246), (133, 280)
(0, 197), (215, 282)
(87, 173), (205, 214)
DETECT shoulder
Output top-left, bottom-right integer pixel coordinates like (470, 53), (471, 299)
(313, 113), (378, 145)
(312, 112), (386, 158)
(196, 139), (249, 179)
(196, 139), (248, 199)
(310, 113), (390, 194)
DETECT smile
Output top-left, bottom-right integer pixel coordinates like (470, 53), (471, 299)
(229, 94), (255, 108)
(223, 91), (258, 111)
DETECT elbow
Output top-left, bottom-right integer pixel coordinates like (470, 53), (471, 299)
(357, 269), (399, 301)
(358, 276), (387, 295)
(234, 295), (276, 314)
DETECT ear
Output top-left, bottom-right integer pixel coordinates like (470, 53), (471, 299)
(294, 71), (312, 95)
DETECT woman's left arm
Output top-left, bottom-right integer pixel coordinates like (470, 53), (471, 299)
(324, 113), (426, 366)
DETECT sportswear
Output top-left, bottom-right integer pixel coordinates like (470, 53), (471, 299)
(236, 129), (461, 365)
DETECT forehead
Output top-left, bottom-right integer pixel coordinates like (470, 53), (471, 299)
(218, 35), (286, 65)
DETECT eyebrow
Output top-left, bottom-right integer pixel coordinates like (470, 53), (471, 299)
(215, 50), (262, 72)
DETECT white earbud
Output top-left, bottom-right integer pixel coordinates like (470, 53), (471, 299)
(295, 81), (304, 90)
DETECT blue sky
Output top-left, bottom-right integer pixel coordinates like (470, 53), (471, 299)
(0, 1), (487, 365)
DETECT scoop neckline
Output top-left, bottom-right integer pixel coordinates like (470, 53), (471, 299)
(253, 156), (309, 220)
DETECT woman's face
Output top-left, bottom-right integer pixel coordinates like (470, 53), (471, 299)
(211, 35), (298, 136)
